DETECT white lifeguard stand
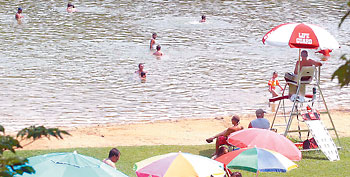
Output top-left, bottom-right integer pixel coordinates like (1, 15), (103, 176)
(269, 66), (341, 161)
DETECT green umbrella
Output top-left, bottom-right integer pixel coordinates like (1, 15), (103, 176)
(14, 151), (128, 177)
(216, 147), (298, 176)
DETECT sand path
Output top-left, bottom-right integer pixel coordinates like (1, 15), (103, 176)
(18, 109), (350, 150)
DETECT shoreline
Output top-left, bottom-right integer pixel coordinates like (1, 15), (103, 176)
(17, 109), (350, 150)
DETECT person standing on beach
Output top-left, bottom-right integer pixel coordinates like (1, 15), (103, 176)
(103, 148), (121, 169)
(206, 115), (243, 155)
(15, 7), (23, 21)
(150, 33), (157, 50)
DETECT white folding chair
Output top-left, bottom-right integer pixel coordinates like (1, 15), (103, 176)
(288, 66), (316, 100)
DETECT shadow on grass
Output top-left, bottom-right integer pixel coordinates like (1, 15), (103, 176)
(302, 155), (328, 160)
(199, 148), (215, 158)
(302, 152), (329, 160)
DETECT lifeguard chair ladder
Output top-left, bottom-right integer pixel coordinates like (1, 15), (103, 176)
(270, 66), (341, 149)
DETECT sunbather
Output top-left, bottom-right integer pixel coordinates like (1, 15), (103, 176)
(206, 115), (243, 155)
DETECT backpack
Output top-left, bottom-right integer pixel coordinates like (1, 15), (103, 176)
(303, 138), (318, 149)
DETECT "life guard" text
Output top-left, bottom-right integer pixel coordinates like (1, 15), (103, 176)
(296, 33), (312, 44)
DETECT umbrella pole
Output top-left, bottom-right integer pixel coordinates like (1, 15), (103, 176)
(256, 171), (260, 177)
(298, 49), (301, 74)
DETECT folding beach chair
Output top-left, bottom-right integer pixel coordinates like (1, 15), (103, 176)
(287, 66), (316, 100)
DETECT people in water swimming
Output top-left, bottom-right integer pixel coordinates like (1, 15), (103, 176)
(135, 63), (147, 76)
(67, 2), (77, 13)
(200, 15), (206, 23)
(15, 7), (23, 21)
(268, 71), (283, 97)
(153, 45), (163, 56)
(316, 49), (332, 61)
(150, 33), (157, 50)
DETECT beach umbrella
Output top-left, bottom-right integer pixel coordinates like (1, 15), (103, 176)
(14, 151), (128, 177)
(262, 23), (339, 50)
(227, 128), (302, 161)
(215, 147), (298, 176)
(134, 152), (226, 177)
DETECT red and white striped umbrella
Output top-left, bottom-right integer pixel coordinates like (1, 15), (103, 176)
(262, 23), (340, 50)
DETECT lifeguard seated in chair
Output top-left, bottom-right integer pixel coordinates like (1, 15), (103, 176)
(284, 50), (322, 102)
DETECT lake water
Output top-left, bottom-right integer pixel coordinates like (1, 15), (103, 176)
(1, 0), (349, 131)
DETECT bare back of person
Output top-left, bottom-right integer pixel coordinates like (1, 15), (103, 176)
(294, 50), (322, 74)
(294, 59), (318, 74)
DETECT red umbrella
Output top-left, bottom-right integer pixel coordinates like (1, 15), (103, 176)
(227, 128), (302, 161)
(262, 23), (339, 50)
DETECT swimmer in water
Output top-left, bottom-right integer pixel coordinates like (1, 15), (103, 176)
(140, 72), (146, 78)
(316, 49), (332, 61)
(200, 15), (206, 23)
(153, 45), (163, 56)
(150, 33), (157, 50)
(140, 72), (146, 82)
(15, 7), (23, 23)
(135, 63), (147, 76)
(67, 2), (77, 13)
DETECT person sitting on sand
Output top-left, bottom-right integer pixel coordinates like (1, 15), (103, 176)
(206, 115), (243, 155)
(248, 109), (270, 129)
(153, 45), (163, 56)
(150, 33), (157, 50)
(268, 71), (283, 97)
(211, 145), (229, 160)
(200, 15), (206, 23)
(15, 7), (23, 20)
(103, 148), (121, 169)
(67, 2), (77, 13)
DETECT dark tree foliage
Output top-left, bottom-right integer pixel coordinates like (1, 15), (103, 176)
(0, 125), (70, 177)
(334, 1), (350, 87)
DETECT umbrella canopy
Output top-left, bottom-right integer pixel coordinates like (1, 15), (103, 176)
(134, 152), (225, 177)
(14, 152), (128, 177)
(227, 128), (302, 161)
(215, 147), (298, 174)
(262, 23), (339, 50)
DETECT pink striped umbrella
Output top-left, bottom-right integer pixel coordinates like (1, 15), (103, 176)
(227, 128), (302, 161)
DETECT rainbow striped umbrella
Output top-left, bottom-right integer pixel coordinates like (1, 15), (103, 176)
(134, 152), (226, 177)
(215, 147), (298, 176)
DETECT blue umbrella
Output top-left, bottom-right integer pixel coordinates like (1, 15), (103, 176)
(14, 151), (128, 177)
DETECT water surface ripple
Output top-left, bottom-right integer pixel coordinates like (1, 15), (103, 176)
(0, 0), (349, 131)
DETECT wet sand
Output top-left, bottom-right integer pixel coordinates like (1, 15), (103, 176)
(18, 109), (350, 150)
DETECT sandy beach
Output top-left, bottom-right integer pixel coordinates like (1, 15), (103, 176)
(17, 109), (350, 150)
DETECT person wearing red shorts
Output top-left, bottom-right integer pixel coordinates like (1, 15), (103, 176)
(206, 115), (243, 156)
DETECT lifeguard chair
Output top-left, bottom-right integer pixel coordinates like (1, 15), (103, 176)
(269, 66), (341, 161)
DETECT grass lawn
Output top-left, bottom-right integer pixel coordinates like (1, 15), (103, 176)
(12, 137), (350, 177)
